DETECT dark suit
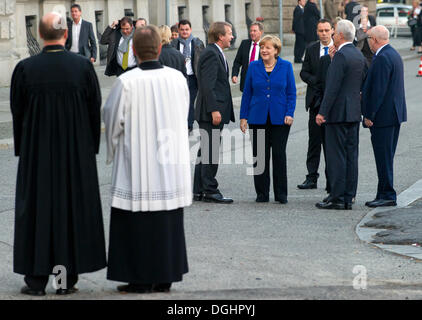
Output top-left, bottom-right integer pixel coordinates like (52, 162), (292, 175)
(232, 39), (262, 92)
(319, 43), (366, 204)
(65, 19), (97, 60)
(345, 1), (360, 22)
(303, 1), (321, 45)
(193, 44), (235, 195)
(362, 44), (407, 201)
(292, 5), (306, 63)
(300, 41), (329, 184)
(100, 26), (122, 76)
(171, 37), (205, 129)
(159, 44), (187, 78)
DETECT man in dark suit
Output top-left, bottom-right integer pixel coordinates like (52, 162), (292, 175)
(303, 0), (321, 46)
(362, 26), (407, 208)
(193, 22), (235, 204)
(298, 19), (334, 191)
(171, 20), (205, 133)
(65, 4), (97, 63)
(231, 22), (263, 91)
(292, 0), (306, 63)
(315, 19), (366, 210)
(100, 17), (137, 77)
(345, 0), (360, 22)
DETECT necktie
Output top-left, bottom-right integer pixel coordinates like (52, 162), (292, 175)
(324, 46), (329, 56)
(122, 50), (129, 70)
(250, 42), (257, 64)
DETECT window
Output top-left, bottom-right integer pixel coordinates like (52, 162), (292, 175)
(397, 7), (410, 17)
(377, 8), (395, 17)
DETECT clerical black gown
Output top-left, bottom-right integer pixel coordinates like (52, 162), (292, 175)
(10, 45), (107, 276)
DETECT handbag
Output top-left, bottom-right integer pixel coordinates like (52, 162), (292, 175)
(408, 18), (417, 27)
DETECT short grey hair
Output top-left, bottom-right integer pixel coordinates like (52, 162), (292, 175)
(336, 19), (356, 42)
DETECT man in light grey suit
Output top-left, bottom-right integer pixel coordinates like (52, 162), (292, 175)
(65, 4), (97, 63)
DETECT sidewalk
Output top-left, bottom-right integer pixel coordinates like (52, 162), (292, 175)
(0, 37), (420, 142)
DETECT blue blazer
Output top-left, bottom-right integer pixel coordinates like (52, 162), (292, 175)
(362, 44), (407, 127)
(240, 57), (296, 125)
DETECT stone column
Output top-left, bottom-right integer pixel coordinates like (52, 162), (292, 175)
(230, 0), (248, 47)
(187, 0), (204, 43)
(106, 0), (125, 25)
(0, 0), (20, 86)
(135, 0), (149, 22)
(210, 0), (225, 22)
(14, 1), (28, 59)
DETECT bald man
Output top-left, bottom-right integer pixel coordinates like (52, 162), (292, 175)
(362, 26), (407, 208)
(10, 12), (106, 296)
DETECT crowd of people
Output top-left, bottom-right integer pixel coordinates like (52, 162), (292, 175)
(9, 1), (407, 296)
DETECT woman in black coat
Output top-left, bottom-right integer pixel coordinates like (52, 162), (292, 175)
(158, 25), (187, 78)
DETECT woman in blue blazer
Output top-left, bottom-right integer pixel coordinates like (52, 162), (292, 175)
(240, 35), (296, 203)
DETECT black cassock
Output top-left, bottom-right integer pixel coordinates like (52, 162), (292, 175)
(10, 45), (107, 276)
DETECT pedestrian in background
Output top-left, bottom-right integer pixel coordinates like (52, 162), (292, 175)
(11, 12), (106, 296)
(355, 5), (376, 67)
(65, 4), (97, 63)
(158, 25), (187, 78)
(100, 17), (137, 76)
(171, 24), (179, 40)
(409, 0), (422, 53)
(240, 35), (296, 204)
(135, 17), (147, 29)
(323, 0), (337, 23)
(292, 0), (306, 63)
(362, 26), (407, 208)
(104, 25), (191, 294)
(232, 21), (264, 91)
(303, 0), (321, 46)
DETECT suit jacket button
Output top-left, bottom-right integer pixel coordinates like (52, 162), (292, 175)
(267, 94), (270, 98)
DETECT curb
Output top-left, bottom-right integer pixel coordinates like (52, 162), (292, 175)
(355, 179), (422, 261)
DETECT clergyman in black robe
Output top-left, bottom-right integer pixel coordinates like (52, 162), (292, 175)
(10, 12), (106, 296)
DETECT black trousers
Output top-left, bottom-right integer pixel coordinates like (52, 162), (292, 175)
(24, 274), (78, 291)
(249, 118), (291, 200)
(306, 108), (329, 190)
(193, 121), (224, 195)
(325, 123), (359, 203)
(294, 33), (306, 62)
(411, 26), (421, 47)
(370, 125), (400, 201)
(187, 75), (198, 129)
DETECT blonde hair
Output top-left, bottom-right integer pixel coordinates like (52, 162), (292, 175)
(158, 25), (171, 45)
(259, 35), (282, 57)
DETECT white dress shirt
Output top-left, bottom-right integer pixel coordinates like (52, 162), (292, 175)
(338, 41), (353, 51)
(116, 38), (137, 68)
(320, 39), (334, 57)
(179, 42), (194, 75)
(70, 19), (82, 53)
(248, 40), (260, 62)
(375, 43), (389, 56)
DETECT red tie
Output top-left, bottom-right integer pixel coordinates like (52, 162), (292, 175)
(249, 42), (257, 64)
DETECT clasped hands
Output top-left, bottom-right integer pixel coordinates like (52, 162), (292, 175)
(240, 116), (294, 133)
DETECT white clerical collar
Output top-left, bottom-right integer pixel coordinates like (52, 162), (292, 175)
(320, 39), (333, 50)
(376, 43), (388, 56)
(338, 41), (353, 51)
(73, 18), (82, 26)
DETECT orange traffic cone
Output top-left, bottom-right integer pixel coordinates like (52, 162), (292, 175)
(418, 57), (422, 77)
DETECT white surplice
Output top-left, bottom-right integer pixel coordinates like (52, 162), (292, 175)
(103, 66), (192, 212)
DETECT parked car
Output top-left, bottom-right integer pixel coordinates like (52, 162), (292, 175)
(376, 4), (412, 37)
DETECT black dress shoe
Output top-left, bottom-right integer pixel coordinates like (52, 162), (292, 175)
(323, 195), (333, 203)
(117, 283), (153, 294)
(153, 283), (172, 293)
(345, 202), (352, 210)
(203, 193), (233, 204)
(21, 286), (46, 296)
(256, 194), (269, 202)
(193, 193), (203, 201)
(365, 199), (397, 208)
(315, 201), (347, 210)
(275, 196), (288, 204)
(297, 179), (317, 189)
(56, 287), (78, 295)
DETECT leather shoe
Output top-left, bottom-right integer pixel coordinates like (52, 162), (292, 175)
(153, 283), (171, 293)
(323, 195), (333, 203)
(365, 199), (397, 208)
(275, 196), (288, 204)
(56, 287), (78, 295)
(193, 193), (203, 201)
(21, 286), (46, 296)
(315, 201), (347, 210)
(256, 194), (269, 202)
(203, 193), (233, 204)
(117, 283), (153, 294)
(345, 202), (352, 210)
(297, 179), (317, 189)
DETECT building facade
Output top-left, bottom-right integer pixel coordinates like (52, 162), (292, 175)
(0, 0), (378, 86)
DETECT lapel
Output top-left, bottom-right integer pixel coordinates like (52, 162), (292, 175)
(79, 20), (84, 46)
(213, 43), (227, 73)
(259, 57), (281, 79)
